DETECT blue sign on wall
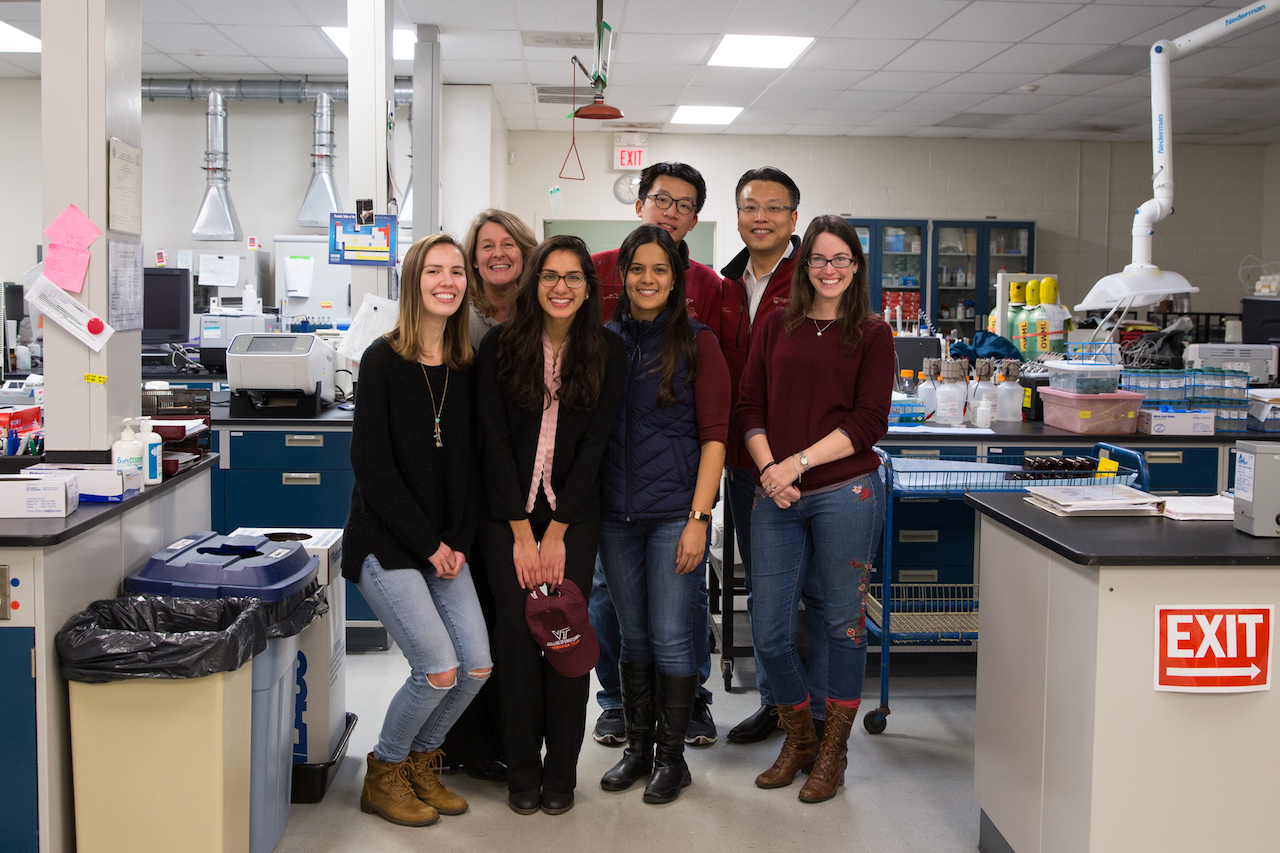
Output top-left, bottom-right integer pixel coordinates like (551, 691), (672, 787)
(329, 213), (398, 267)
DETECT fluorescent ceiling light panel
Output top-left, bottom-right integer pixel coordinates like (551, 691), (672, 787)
(671, 105), (743, 125)
(321, 27), (415, 60)
(708, 35), (813, 69)
(0, 22), (40, 53)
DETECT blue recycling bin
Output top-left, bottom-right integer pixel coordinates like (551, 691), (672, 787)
(127, 532), (320, 853)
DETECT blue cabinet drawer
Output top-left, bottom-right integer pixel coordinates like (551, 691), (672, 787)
(891, 497), (974, 528)
(879, 444), (980, 459)
(227, 430), (352, 470)
(222, 469), (354, 530)
(869, 565), (974, 586)
(1142, 446), (1219, 495)
(0, 628), (37, 853)
(877, 524), (974, 568)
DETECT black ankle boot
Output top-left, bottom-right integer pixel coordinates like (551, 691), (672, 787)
(601, 661), (655, 792)
(643, 673), (697, 804)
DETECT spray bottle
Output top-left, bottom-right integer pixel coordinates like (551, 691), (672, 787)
(111, 418), (145, 488)
(136, 417), (164, 486)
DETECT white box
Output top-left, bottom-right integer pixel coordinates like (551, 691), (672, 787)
(26, 463), (141, 503)
(0, 472), (79, 517)
(1137, 409), (1215, 436)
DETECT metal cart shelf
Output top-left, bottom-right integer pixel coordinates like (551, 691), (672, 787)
(863, 442), (1149, 734)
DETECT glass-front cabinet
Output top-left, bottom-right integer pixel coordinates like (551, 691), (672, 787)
(929, 220), (1035, 334)
(847, 219), (928, 326)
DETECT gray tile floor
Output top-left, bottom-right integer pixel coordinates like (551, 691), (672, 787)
(276, 648), (979, 853)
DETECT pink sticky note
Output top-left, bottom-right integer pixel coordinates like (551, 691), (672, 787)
(43, 243), (92, 293)
(43, 204), (102, 252)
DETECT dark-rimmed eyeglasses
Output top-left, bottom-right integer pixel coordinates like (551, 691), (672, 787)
(643, 193), (697, 216)
(805, 255), (856, 269)
(538, 271), (586, 288)
(737, 203), (795, 217)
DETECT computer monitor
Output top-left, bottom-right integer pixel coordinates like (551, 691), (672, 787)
(893, 336), (943, 380)
(1242, 297), (1280, 346)
(2, 282), (21, 349)
(143, 268), (192, 347)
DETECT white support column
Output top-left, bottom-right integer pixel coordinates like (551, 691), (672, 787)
(40, 0), (142, 458)
(412, 24), (443, 237)
(347, 0), (394, 310)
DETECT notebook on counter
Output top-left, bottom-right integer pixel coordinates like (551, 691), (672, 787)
(1024, 484), (1164, 517)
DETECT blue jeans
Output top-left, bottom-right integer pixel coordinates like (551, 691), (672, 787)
(749, 473), (884, 706)
(727, 465), (828, 715)
(357, 554), (492, 763)
(590, 556), (713, 709)
(597, 517), (704, 676)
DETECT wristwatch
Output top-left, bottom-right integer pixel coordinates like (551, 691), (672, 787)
(798, 451), (810, 472)
(688, 510), (712, 523)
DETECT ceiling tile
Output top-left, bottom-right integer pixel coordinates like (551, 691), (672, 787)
(845, 126), (913, 136)
(1025, 4), (1187, 46)
(621, 0), (737, 34)
(1213, 18), (1280, 50)
(1171, 48), (1280, 79)
(788, 125), (859, 135)
(142, 23), (249, 56)
(851, 71), (958, 92)
(931, 2), (1081, 42)
(608, 63), (700, 87)
(0, 2), (40, 21)
(899, 92), (992, 112)
(499, 101), (535, 119)
(177, 0), (309, 26)
(737, 107), (815, 124)
(1037, 96), (1146, 117)
(724, 123), (793, 135)
(992, 114), (1077, 131)
(534, 102), (573, 120)
(442, 60), (528, 84)
(826, 0), (968, 40)
(885, 41), (1009, 73)
(722, 0), (856, 36)
(0, 55), (36, 78)
(535, 118), (572, 131)
(931, 73), (1038, 94)
(491, 83), (533, 103)
(769, 68), (873, 90)
(614, 33), (715, 66)
(971, 93), (1069, 114)
(806, 109), (889, 125)
(603, 106), (673, 123)
(691, 67), (785, 88)
(1239, 58), (1280, 80)
(175, 54), (274, 75)
(678, 86), (763, 108)
(973, 43), (1105, 74)
(522, 45), (584, 64)
(828, 89), (917, 110)
(602, 85), (684, 106)
(139, 0), (202, 24)
(399, 0), (518, 29)
(2, 18), (35, 37)
(439, 30), (523, 62)
(291, 0), (347, 27)
(258, 57), (349, 76)
(513, 0), (599, 31)
(909, 126), (976, 137)
(751, 87), (842, 109)
(1088, 77), (1158, 98)
(525, 60), (582, 84)
(1018, 74), (1129, 96)
(796, 38), (912, 71)
(217, 26), (342, 59)
(141, 53), (195, 75)
(1123, 7), (1229, 46)
(868, 111), (955, 127)
(504, 118), (537, 131)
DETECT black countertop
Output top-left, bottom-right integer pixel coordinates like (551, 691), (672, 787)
(965, 490), (1280, 567)
(212, 405), (354, 428)
(0, 454), (218, 547)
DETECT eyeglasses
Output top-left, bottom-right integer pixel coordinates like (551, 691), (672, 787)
(643, 193), (697, 216)
(737, 203), (795, 217)
(805, 255), (857, 269)
(538, 271), (586, 289)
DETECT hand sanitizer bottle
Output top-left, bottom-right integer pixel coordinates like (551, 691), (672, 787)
(111, 418), (145, 490)
(137, 417), (164, 486)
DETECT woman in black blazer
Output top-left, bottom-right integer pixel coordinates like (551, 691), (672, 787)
(476, 234), (626, 816)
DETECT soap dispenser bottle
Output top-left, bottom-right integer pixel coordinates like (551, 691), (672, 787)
(111, 418), (145, 488)
(137, 417), (164, 486)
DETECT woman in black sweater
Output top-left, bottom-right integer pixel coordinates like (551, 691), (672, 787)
(477, 234), (626, 816)
(342, 233), (489, 828)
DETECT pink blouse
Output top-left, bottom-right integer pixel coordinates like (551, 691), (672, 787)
(525, 332), (565, 512)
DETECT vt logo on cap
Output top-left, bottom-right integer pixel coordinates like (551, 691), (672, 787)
(525, 578), (599, 678)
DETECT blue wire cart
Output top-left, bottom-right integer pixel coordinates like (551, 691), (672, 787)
(862, 443), (1149, 734)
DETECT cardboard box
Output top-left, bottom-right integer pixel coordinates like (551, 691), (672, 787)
(0, 404), (41, 434)
(1137, 408), (1215, 436)
(26, 463), (141, 503)
(0, 471), (79, 517)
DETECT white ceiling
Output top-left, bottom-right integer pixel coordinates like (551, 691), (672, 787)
(1, 0), (1278, 142)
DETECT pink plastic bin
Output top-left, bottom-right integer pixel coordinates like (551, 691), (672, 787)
(1037, 387), (1143, 434)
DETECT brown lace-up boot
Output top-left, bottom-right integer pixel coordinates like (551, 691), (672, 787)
(754, 702), (818, 789)
(798, 702), (857, 803)
(407, 749), (470, 815)
(360, 752), (440, 826)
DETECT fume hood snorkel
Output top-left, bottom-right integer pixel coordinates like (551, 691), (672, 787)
(191, 91), (243, 242)
(298, 92), (343, 228)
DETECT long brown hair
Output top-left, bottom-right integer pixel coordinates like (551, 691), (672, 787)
(784, 215), (870, 350)
(499, 235), (609, 412)
(612, 225), (698, 407)
(462, 209), (538, 319)
(386, 233), (472, 368)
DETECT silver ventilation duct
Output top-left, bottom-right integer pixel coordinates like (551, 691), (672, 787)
(298, 92), (342, 228)
(399, 104), (413, 229)
(191, 91), (243, 242)
(142, 77), (415, 106)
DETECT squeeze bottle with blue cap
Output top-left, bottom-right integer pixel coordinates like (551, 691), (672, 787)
(137, 417), (164, 486)
(111, 418), (145, 488)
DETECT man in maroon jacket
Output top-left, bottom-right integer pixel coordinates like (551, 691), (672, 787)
(589, 162), (721, 749)
(713, 167), (828, 744)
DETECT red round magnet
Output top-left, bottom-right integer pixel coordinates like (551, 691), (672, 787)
(87, 318), (104, 334)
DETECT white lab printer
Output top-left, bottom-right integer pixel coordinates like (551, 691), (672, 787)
(226, 333), (335, 417)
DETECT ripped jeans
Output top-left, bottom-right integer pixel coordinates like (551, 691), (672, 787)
(357, 554), (493, 763)
(749, 473), (884, 706)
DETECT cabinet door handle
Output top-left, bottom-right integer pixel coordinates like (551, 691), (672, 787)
(282, 472), (322, 485)
(899, 530), (939, 543)
(901, 449), (940, 457)
(1144, 451), (1183, 464)
(286, 434), (324, 447)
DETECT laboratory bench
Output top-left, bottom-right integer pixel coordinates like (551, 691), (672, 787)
(965, 491), (1280, 853)
(1, 456), (216, 853)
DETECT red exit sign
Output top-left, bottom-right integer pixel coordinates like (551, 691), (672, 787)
(614, 146), (647, 170)
(1156, 606), (1273, 693)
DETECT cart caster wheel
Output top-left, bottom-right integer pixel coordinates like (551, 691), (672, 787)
(721, 659), (734, 691)
(863, 709), (887, 734)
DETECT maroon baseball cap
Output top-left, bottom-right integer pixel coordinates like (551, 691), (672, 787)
(525, 579), (599, 678)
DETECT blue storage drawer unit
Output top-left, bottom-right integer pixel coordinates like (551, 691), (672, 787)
(1141, 447), (1219, 495)
(228, 430), (352, 470)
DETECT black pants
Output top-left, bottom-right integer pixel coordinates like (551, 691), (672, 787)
(483, 503), (599, 795)
(439, 541), (504, 767)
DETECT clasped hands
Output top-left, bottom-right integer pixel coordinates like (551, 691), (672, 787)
(760, 455), (803, 509)
(428, 542), (466, 579)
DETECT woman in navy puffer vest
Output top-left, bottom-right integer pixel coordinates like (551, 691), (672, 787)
(597, 225), (730, 806)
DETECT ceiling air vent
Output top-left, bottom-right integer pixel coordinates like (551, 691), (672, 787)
(1060, 45), (1150, 76)
(536, 86), (584, 105)
(933, 113), (1011, 129)
(522, 31), (594, 49)
(603, 122), (664, 131)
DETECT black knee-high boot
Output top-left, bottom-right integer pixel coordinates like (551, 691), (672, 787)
(643, 673), (697, 804)
(600, 661), (655, 791)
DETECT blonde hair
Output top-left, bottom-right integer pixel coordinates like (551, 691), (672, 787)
(386, 234), (472, 369)
(462, 209), (538, 319)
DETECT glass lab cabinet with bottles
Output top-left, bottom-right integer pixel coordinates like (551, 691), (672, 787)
(929, 220), (1035, 333)
(847, 219), (929, 326)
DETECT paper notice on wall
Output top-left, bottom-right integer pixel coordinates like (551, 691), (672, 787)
(26, 277), (115, 352)
(107, 239), (144, 331)
(197, 254), (240, 287)
(284, 255), (315, 297)
(43, 243), (92, 293)
(43, 203), (102, 251)
(338, 294), (397, 362)
(176, 250), (193, 269)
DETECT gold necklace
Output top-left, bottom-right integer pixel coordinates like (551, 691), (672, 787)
(812, 317), (838, 337)
(420, 362), (449, 448)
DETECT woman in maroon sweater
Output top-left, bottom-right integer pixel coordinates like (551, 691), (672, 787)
(736, 215), (894, 804)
